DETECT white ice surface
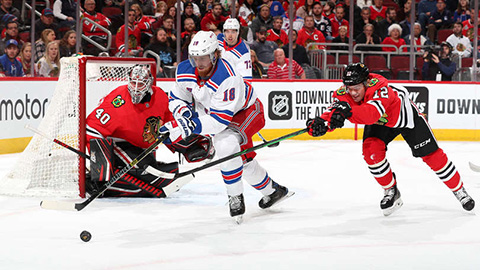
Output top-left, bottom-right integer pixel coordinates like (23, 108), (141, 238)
(1, 140), (480, 270)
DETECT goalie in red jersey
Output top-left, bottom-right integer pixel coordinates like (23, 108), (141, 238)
(85, 65), (213, 197)
(307, 63), (475, 215)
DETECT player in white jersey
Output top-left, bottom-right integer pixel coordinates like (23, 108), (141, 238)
(217, 18), (252, 80)
(158, 31), (292, 223)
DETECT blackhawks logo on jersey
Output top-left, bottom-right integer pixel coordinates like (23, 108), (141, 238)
(143, 116), (164, 144)
(112, 95), (125, 108)
(336, 86), (347, 95)
(367, 78), (379, 87)
(375, 113), (388, 125)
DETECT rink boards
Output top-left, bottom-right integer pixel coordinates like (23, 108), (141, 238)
(1, 78), (480, 154)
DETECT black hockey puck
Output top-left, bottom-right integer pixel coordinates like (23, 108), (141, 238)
(80, 230), (92, 242)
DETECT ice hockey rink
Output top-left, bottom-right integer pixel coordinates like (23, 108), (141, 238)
(1, 139), (480, 269)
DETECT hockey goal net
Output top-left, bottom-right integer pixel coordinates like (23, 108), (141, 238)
(1, 56), (156, 198)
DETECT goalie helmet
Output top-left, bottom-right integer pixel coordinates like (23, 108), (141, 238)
(188, 30), (219, 66)
(343, 63), (369, 86)
(128, 65), (153, 104)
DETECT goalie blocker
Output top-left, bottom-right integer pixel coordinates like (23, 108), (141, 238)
(88, 136), (214, 197)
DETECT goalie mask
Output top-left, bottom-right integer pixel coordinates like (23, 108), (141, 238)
(128, 65), (153, 104)
(188, 31), (219, 68)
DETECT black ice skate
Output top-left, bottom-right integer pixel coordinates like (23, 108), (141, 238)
(258, 181), (294, 209)
(380, 185), (403, 216)
(453, 187), (475, 211)
(228, 194), (245, 224)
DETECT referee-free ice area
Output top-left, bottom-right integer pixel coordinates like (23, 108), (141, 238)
(1, 140), (480, 270)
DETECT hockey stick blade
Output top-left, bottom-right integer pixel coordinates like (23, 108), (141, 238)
(40, 200), (77, 211)
(469, 162), (480, 172)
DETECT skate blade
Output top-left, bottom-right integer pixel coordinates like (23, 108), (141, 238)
(383, 198), (403, 216)
(233, 215), (243, 224)
(267, 191), (295, 209)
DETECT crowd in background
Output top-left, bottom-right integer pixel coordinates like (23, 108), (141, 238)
(0, 0), (478, 80)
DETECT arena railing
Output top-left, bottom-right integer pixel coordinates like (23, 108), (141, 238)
(79, 17), (113, 53)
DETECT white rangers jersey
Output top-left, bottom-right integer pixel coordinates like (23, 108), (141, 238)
(217, 33), (252, 80)
(170, 58), (257, 135)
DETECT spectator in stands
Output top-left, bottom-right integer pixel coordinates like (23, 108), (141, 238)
(34, 29), (56, 62)
(357, 0), (373, 9)
(131, 0), (156, 16)
(282, 29), (310, 66)
(331, 5), (349, 38)
(53, 0), (77, 29)
(265, 0), (285, 17)
(198, 0), (215, 17)
(399, 10), (413, 38)
(239, 0), (256, 26)
(59, 30), (76, 58)
(404, 22), (434, 51)
(35, 8), (59, 41)
(312, 1), (332, 40)
(355, 23), (382, 51)
(250, 4), (273, 35)
(422, 41), (456, 80)
(268, 48), (306, 79)
(296, 0), (314, 18)
(376, 7), (397, 39)
(180, 2), (201, 32)
(0, 20), (23, 55)
(175, 0), (201, 17)
(0, 13), (16, 33)
(82, 0), (112, 56)
(0, 39), (23, 76)
(18, 42), (32, 76)
(427, 0), (453, 43)
(332, 25), (349, 50)
(36, 41), (60, 77)
(0, 0), (21, 25)
(166, 6), (178, 29)
(116, 9), (142, 56)
(180, 17), (196, 61)
(250, 49), (266, 78)
(323, 2), (335, 21)
(418, 0), (437, 34)
(447, 21), (472, 58)
(200, 3), (226, 33)
(355, 7), (377, 38)
(396, 0), (412, 22)
(461, 8), (480, 41)
(161, 15), (177, 50)
(155, 1), (168, 18)
(343, 0), (361, 22)
(381, 23), (407, 52)
(250, 26), (278, 67)
(297, 15), (326, 50)
(454, 0), (471, 23)
(266, 16), (288, 47)
(145, 27), (177, 76)
(131, 4), (154, 47)
(370, 0), (387, 22)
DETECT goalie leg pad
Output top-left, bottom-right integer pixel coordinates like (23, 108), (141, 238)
(88, 138), (115, 194)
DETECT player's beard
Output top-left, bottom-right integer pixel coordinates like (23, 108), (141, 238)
(197, 63), (214, 78)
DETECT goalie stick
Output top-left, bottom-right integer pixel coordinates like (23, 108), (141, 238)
(40, 134), (169, 211)
(40, 128), (307, 211)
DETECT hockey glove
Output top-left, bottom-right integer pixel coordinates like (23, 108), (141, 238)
(306, 117), (328, 137)
(329, 101), (352, 129)
(172, 102), (195, 120)
(158, 117), (197, 144)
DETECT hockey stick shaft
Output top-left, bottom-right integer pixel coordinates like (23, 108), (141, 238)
(174, 128), (308, 179)
(25, 125), (90, 160)
(41, 134), (168, 211)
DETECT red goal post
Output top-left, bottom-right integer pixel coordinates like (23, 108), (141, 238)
(1, 56), (157, 198)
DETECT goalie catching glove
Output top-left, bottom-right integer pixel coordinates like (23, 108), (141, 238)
(329, 101), (352, 129)
(306, 117), (328, 137)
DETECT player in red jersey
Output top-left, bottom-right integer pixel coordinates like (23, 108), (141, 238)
(85, 65), (209, 197)
(307, 63), (475, 216)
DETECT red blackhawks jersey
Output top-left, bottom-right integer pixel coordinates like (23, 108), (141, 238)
(86, 85), (173, 150)
(321, 73), (415, 129)
(82, 11), (112, 37)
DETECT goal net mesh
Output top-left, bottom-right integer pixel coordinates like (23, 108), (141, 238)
(1, 56), (154, 198)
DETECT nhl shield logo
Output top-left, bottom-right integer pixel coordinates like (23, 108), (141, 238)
(268, 91), (292, 120)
